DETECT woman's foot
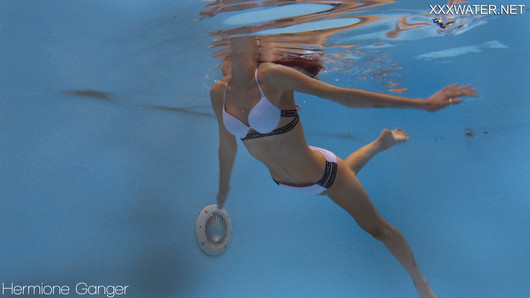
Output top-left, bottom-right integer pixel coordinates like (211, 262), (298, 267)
(377, 128), (410, 151)
(345, 128), (410, 175)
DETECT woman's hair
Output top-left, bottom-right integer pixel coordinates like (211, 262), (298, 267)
(221, 43), (324, 78)
(273, 56), (324, 78)
(262, 52), (324, 78)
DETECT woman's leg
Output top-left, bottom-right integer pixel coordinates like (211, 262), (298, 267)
(345, 128), (409, 175)
(326, 161), (436, 298)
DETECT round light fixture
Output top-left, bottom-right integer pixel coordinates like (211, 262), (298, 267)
(195, 204), (232, 256)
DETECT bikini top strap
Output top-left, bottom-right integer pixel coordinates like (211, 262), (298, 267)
(254, 67), (265, 96)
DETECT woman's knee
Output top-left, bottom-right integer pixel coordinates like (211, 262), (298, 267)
(364, 222), (395, 241)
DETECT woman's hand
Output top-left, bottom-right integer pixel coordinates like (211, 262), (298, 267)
(217, 185), (230, 209)
(425, 84), (478, 112)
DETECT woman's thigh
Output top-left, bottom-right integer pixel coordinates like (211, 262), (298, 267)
(324, 159), (389, 234)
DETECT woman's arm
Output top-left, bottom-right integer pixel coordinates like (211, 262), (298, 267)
(210, 82), (237, 209)
(263, 63), (477, 111)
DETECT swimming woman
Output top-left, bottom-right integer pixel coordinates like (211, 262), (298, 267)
(209, 37), (477, 297)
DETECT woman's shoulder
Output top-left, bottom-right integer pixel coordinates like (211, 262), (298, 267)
(210, 77), (231, 112)
(259, 62), (286, 73)
(259, 62), (306, 79)
(258, 62), (308, 91)
(258, 62), (292, 84)
(210, 77), (230, 96)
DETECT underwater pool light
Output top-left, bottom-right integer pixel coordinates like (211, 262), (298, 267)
(195, 204), (232, 256)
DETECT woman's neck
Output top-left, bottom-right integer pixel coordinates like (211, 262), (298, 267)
(230, 65), (256, 89)
(228, 50), (258, 88)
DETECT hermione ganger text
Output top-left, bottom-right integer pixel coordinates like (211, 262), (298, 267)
(1, 282), (129, 298)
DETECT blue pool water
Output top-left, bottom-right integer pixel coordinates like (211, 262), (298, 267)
(1, 1), (529, 297)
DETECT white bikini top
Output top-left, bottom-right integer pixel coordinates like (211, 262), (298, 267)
(222, 68), (282, 138)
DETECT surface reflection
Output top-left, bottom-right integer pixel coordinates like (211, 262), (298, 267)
(200, 0), (484, 92)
